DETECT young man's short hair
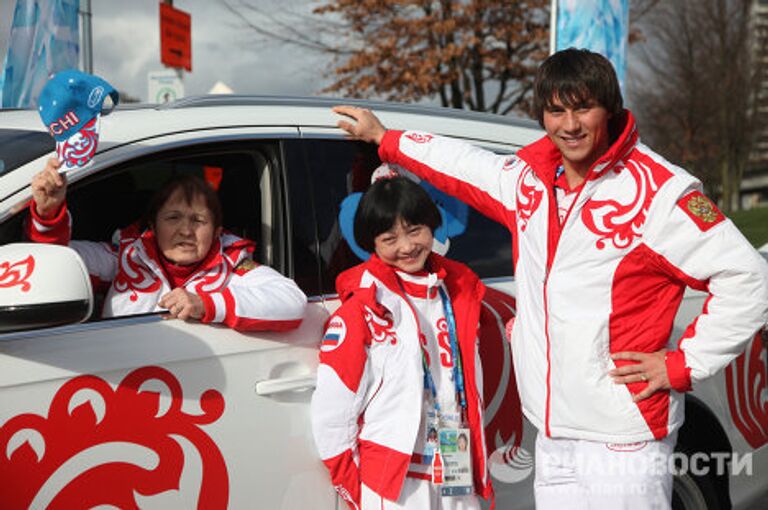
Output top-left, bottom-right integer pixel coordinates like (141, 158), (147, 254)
(533, 48), (624, 126)
(354, 176), (441, 253)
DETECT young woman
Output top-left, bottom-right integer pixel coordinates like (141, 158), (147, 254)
(26, 157), (306, 331)
(311, 177), (492, 509)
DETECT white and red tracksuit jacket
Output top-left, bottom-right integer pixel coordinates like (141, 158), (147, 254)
(377, 111), (768, 443)
(311, 254), (492, 509)
(26, 204), (307, 331)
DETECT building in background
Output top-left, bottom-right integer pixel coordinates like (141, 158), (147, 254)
(742, 0), (768, 208)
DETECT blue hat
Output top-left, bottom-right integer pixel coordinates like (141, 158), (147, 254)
(37, 69), (119, 170)
(338, 163), (468, 261)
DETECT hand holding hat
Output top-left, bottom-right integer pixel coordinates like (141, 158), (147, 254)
(37, 70), (119, 171)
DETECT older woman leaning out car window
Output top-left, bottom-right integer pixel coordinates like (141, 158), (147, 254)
(26, 157), (307, 331)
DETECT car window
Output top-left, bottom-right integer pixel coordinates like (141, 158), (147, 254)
(447, 203), (513, 278)
(297, 139), (380, 295)
(0, 129), (55, 176)
(300, 138), (514, 296)
(282, 139), (324, 297)
(68, 142), (275, 265)
(5, 140), (284, 325)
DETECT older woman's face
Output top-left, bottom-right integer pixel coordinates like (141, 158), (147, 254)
(153, 189), (221, 266)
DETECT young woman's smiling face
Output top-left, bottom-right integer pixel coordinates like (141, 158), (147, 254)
(153, 189), (221, 266)
(373, 218), (433, 273)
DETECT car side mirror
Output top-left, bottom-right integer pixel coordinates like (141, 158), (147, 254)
(0, 243), (93, 333)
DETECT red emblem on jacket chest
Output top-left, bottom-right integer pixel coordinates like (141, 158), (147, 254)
(516, 166), (543, 232)
(112, 245), (162, 301)
(364, 307), (397, 345)
(581, 157), (672, 250)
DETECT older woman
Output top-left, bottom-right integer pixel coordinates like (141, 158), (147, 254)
(27, 157), (307, 331)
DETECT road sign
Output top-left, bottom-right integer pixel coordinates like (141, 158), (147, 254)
(148, 70), (184, 104)
(160, 3), (191, 71)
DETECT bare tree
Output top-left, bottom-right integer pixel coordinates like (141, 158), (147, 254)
(630, 0), (762, 212)
(221, 0), (549, 116)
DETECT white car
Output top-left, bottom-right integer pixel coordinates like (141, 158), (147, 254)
(0, 96), (765, 509)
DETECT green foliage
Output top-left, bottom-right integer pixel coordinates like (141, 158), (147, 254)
(727, 207), (768, 249)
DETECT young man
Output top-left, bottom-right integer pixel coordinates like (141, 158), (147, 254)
(333, 48), (768, 508)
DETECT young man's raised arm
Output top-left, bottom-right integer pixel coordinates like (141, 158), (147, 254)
(333, 105), (521, 227)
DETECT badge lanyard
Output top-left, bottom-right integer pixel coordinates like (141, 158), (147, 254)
(420, 285), (467, 424)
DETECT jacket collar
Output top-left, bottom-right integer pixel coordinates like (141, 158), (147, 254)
(131, 227), (253, 284)
(517, 109), (639, 187)
(335, 253), (483, 308)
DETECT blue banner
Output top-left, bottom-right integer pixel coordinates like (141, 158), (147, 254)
(555, 0), (629, 90)
(0, 0), (79, 108)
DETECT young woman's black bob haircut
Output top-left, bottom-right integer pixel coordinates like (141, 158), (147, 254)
(533, 48), (624, 127)
(354, 176), (442, 253)
(145, 174), (223, 229)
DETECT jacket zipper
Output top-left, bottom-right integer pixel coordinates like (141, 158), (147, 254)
(542, 177), (589, 437)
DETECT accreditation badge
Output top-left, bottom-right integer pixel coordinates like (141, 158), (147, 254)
(422, 408), (439, 462)
(437, 428), (473, 496)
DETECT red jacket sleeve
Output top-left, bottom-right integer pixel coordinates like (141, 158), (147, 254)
(26, 201), (71, 245)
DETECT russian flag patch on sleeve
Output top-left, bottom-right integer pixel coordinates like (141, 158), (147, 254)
(676, 191), (725, 232)
(321, 316), (347, 352)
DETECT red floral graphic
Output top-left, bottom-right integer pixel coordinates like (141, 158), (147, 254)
(57, 117), (99, 168)
(404, 132), (433, 144)
(479, 288), (523, 451)
(113, 245), (162, 301)
(581, 158), (672, 250)
(725, 331), (768, 448)
(0, 366), (228, 509)
(435, 317), (454, 368)
(0, 255), (35, 292)
(364, 306), (397, 345)
(516, 166), (543, 232)
(193, 262), (229, 295)
(501, 157), (517, 172)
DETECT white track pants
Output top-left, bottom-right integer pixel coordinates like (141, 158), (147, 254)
(534, 431), (677, 510)
(361, 478), (480, 510)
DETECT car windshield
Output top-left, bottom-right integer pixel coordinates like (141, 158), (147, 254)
(0, 129), (55, 176)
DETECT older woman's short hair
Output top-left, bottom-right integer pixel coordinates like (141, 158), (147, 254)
(145, 174), (223, 229)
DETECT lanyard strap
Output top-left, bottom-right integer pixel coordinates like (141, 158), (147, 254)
(397, 277), (467, 419)
(438, 286), (467, 411)
(419, 285), (468, 418)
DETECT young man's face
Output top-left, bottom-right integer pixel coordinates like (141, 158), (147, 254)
(542, 95), (612, 177)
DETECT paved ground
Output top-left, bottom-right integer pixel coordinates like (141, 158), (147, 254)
(744, 491), (768, 509)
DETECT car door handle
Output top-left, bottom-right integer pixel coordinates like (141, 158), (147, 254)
(255, 374), (317, 395)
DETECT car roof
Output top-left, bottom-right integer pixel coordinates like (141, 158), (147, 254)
(1, 94), (542, 147)
(0, 96), (542, 217)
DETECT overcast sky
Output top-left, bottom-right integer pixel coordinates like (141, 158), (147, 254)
(0, 1), (648, 107)
(0, 0), (337, 102)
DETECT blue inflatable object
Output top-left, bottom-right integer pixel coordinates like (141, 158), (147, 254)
(339, 182), (469, 261)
